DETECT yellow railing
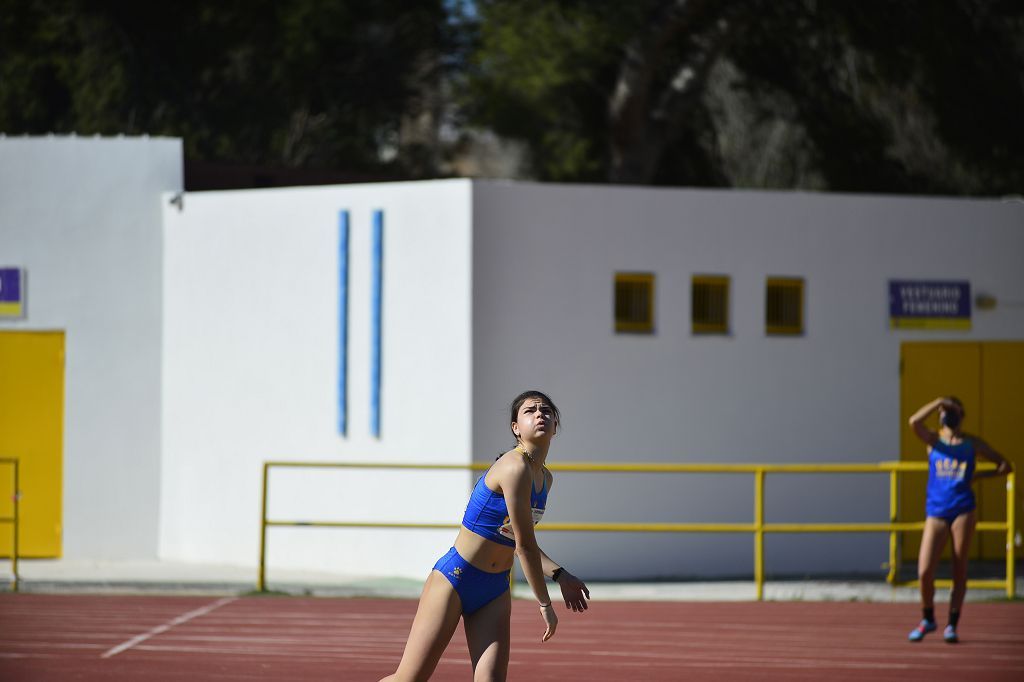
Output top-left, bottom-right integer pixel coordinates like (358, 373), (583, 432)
(258, 460), (1016, 600)
(0, 458), (20, 592)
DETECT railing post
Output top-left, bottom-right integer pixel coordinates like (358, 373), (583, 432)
(1007, 471), (1016, 599)
(258, 461), (270, 592)
(11, 460), (18, 593)
(754, 468), (765, 601)
(887, 469), (898, 584)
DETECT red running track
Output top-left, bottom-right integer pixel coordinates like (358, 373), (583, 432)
(1, 594), (1022, 681)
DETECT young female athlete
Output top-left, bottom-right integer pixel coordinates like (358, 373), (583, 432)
(906, 396), (1012, 643)
(380, 390), (590, 681)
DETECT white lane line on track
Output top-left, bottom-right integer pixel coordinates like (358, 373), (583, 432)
(100, 597), (236, 659)
(126, 645), (436, 665)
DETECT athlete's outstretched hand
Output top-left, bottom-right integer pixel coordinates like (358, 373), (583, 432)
(540, 603), (558, 642)
(556, 571), (591, 612)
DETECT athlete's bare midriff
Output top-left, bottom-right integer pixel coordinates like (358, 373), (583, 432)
(453, 526), (516, 573)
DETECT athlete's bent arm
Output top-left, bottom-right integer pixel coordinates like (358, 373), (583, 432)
(908, 397), (945, 446)
(503, 459), (557, 642)
(972, 437), (1013, 481)
(532, 472), (590, 612)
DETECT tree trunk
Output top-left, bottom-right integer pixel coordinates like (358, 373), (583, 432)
(607, 0), (744, 184)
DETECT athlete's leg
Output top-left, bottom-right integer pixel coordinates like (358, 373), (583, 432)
(379, 571), (463, 682)
(917, 517), (949, 611)
(948, 509), (976, 613)
(463, 589), (512, 682)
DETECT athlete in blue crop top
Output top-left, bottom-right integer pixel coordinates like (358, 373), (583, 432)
(380, 391), (590, 682)
(462, 450), (550, 548)
(906, 396), (1012, 644)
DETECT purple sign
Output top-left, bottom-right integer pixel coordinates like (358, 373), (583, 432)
(0, 268), (24, 317)
(889, 280), (970, 329)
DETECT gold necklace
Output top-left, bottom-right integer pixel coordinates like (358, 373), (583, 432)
(515, 443), (535, 464)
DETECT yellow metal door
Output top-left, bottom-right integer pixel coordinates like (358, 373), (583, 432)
(899, 342), (981, 562)
(0, 331), (64, 557)
(979, 342), (1024, 560)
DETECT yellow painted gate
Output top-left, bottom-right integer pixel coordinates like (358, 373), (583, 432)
(0, 331), (64, 557)
(900, 341), (1024, 562)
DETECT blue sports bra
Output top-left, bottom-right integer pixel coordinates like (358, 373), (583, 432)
(462, 461), (549, 547)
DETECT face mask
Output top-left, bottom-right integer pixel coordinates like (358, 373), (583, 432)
(940, 410), (962, 429)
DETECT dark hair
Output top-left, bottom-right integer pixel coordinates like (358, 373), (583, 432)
(946, 396), (965, 414)
(509, 390), (561, 442)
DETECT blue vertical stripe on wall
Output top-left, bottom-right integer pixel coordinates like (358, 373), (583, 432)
(338, 210), (350, 436)
(370, 210), (384, 437)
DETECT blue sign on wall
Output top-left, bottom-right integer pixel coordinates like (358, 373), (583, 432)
(0, 268), (24, 318)
(889, 279), (970, 329)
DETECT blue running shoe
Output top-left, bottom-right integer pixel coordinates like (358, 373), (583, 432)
(943, 625), (958, 643)
(908, 620), (936, 642)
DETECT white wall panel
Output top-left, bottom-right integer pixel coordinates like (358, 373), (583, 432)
(0, 136), (181, 558)
(160, 180), (474, 577)
(471, 183), (1024, 578)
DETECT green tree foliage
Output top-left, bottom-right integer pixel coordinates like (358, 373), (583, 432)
(3, 1), (1021, 194)
(0, 0), (449, 172)
(464, 0), (1024, 195)
(461, 1), (640, 181)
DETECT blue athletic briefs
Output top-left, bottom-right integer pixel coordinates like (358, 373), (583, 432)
(461, 466), (548, 547)
(433, 547), (510, 614)
(926, 439), (976, 520)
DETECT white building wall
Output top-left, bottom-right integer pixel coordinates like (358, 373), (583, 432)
(6, 136), (1020, 582)
(471, 182), (1024, 579)
(0, 136), (181, 558)
(159, 180), (474, 578)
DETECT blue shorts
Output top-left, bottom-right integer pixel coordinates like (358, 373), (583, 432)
(432, 547), (510, 615)
(928, 504), (976, 525)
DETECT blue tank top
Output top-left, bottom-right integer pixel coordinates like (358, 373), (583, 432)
(925, 439), (976, 517)
(462, 466), (548, 547)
